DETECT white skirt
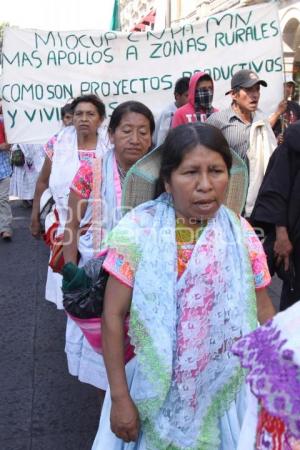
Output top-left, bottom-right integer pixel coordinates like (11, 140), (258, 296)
(65, 316), (108, 390)
(10, 165), (40, 200)
(92, 357), (248, 450)
(45, 264), (64, 309)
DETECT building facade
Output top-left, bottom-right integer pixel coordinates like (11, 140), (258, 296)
(120, 0), (300, 83)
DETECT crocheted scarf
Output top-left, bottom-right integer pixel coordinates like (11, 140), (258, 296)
(107, 193), (257, 449)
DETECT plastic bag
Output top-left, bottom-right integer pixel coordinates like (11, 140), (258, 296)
(11, 146), (25, 167)
(63, 254), (109, 319)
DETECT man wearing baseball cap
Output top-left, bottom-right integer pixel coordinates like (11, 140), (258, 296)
(207, 69), (277, 217)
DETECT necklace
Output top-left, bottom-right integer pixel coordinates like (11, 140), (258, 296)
(175, 219), (207, 244)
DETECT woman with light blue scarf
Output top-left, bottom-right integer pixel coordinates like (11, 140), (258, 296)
(92, 123), (275, 450)
(62, 101), (155, 395)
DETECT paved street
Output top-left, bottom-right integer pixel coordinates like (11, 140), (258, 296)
(0, 201), (100, 450)
(0, 201), (282, 450)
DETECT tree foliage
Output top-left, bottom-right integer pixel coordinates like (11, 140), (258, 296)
(0, 22), (9, 54)
(0, 22), (9, 69)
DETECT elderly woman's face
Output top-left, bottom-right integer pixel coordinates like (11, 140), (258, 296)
(72, 101), (103, 137)
(164, 145), (229, 224)
(110, 111), (152, 170)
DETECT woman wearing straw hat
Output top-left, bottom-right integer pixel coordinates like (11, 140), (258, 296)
(91, 122), (275, 450)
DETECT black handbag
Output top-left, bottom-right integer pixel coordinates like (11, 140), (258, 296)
(39, 189), (55, 234)
(11, 146), (25, 167)
(63, 255), (109, 319)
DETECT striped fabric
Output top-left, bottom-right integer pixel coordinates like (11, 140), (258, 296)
(207, 106), (254, 160)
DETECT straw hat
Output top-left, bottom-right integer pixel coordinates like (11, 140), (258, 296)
(122, 145), (248, 215)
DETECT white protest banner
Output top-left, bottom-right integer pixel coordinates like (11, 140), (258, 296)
(1, 2), (283, 144)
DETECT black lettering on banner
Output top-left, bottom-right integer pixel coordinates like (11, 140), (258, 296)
(150, 43), (162, 59)
(252, 60), (264, 73)
(104, 31), (118, 46)
(121, 79), (129, 95)
(90, 36), (105, 47)
(101, 82), (110, 97)
(202, 58), (284, 82)
(78, 35), (91, 48)
(80, 82), (90, 94)
(58, 50), (68, 64)
(139, 77), (147, 93)
(103, 48), (114, 63)
(196, 37), (207, 51)
(1, 85), (10, 102)
(265, 59), (274, 72)
(2, 51), (42, 68)
(7, 84), (44, 102)
(108, 102), (119, 115)
(43, 107), (55, 120)
(126, 46), (138, 60)
(173, 40), (183, 54)
(186, 38), (197, 52)
(68, 52), (78, 64)
(127, 32), (139, 43)
(46, 49), (113, 66)
(235, 28), (246, 43)
(214, 22), (279, 48)
(65, 34), (79, 49)
(7, 109), (17, 128)
(56, 107), (61, 120)
(22, 107), (63, 124)
(150, 77), (160, 90)
(260, 23), (269, 39)
(35, 31), (117, 49)
(46, 84), (73, 100)
(35, 31), (57, 48)
(161, 75), (173, 91)
(32, 50), (42, 68)
(112, 80), (122, 95)
(170, 24), (194, 39)
(206, 11), (252, 33)
(25, 110), (37, 122)
(129, 79), (138, 93)
(47, 50), (57, 65)
(270, 20), (279, 37)
(146, 30), (165, 41)
(163, 41), (172, 57)
(2, 52), (19, 66)
(91, 81), (101, 96)
(215, 33), (225, 47)
(274, 56), (283, 71)
(150, 37), (207, 59)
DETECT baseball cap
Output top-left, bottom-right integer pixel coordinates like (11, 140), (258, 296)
(225, 70), (267, 95)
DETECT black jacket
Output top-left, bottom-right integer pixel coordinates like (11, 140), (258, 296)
(251, 120), (300, 243)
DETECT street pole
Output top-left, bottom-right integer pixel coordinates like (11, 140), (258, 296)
(165, 0), (171, 28)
